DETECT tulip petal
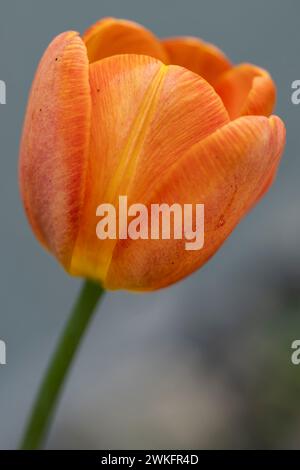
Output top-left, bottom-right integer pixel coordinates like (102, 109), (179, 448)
(69, 54), (229, 282)
(162, 36), (231, 86)
(19, 32), (91, 266)
(83, 17), (169, 64)
(251, 117), (285, 206)
(215, 63), (276, 119)
(106, 115), (285, 291)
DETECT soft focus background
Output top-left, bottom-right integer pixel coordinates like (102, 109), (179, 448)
(0, 0), (300, 449)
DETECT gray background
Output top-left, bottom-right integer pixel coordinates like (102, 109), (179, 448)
(0, 0), (300, 449)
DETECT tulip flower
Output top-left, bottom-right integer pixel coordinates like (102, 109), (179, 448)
(19, 18), (286, 449)
(19, 17), (285, 292)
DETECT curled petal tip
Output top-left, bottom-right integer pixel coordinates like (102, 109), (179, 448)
(215, 63), (276, 119)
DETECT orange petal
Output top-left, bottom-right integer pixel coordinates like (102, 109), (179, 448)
(162, 36), (231, 86)
(106, 115), (285, 291)
(82, 17), (169, 63)
(19, 32), (91, 266)
(252, 117), (286, 206)
(69, 54), (229, 282)
(215, 63), (276, 119)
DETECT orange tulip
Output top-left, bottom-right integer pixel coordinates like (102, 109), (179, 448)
(19, 17), (286, 291)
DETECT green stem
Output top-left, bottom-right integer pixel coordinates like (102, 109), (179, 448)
(20, 279), (105, 450)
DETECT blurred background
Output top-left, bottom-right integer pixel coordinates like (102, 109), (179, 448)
(0, 0), (300, 449)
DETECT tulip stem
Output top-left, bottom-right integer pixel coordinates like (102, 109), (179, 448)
(20, 279), (105, 450)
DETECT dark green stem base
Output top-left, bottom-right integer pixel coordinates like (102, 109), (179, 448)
(20, 279), (105, 450)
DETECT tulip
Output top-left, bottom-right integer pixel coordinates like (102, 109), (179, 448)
(19, 17), (286, 451)
(19, 17), (286, 291)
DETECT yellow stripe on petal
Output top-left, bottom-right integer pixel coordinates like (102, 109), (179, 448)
(215, 63), (276, 119)
(83, 17), (169, 63)
(162, 36), (231, 86)
(106, 115), (285, 291)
